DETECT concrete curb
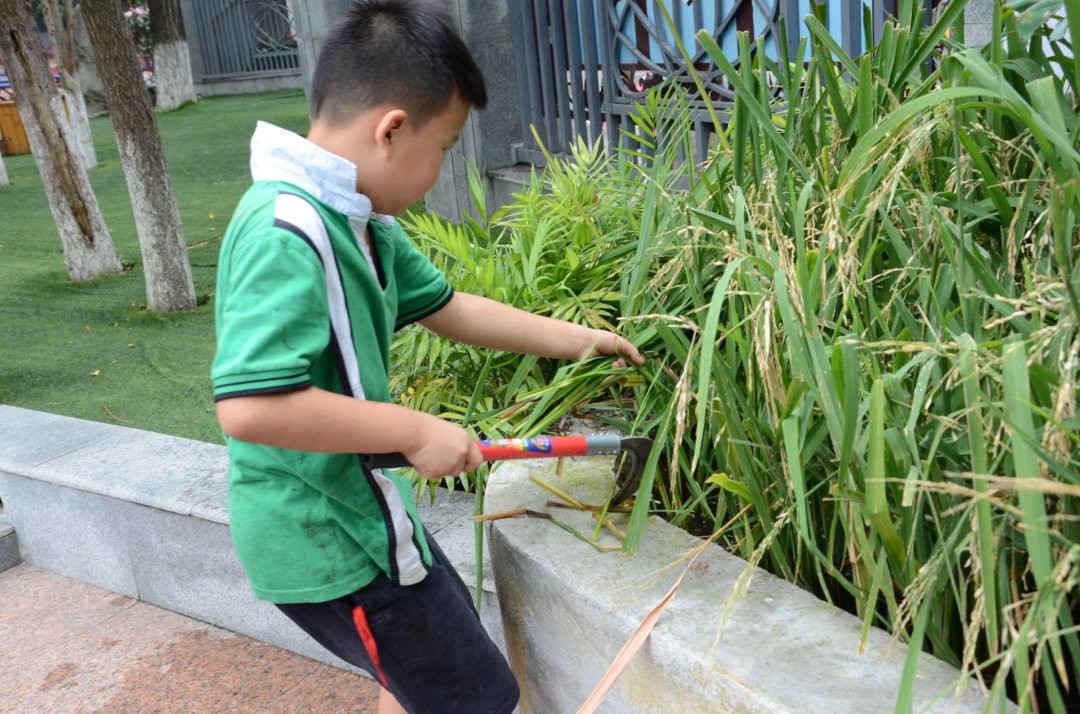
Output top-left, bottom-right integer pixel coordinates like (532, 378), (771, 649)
(486, 455), (1014, 713)
(0, 405), (503, 672)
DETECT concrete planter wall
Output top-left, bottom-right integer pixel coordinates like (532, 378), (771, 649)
(486, 457), (1013, 713)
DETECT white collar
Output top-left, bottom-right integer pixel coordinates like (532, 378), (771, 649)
(249, 121), (393, 226)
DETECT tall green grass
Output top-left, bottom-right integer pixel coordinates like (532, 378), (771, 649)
(395, 1), (1078, 709)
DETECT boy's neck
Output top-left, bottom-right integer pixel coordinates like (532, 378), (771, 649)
(306, 113), (381, 198)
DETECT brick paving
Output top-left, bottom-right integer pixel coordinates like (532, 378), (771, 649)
(0, 563), (380, 713)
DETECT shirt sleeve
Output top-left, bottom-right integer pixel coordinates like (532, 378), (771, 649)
(212, 228), (329, 401)
(390, 221), (453, 330)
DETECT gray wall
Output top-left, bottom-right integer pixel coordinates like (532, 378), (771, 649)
(283, 0), (339, 106)
(964, 0), (995, 47)
(425, 0), (523, 223)
(277, 0), (523, 222)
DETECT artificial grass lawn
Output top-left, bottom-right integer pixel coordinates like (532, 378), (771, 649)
(0, 89), (310, 444)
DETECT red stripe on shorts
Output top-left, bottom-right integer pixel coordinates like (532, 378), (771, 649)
(352, 604), (389, 688)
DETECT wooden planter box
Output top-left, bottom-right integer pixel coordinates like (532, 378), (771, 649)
(0, 101), (30, 156)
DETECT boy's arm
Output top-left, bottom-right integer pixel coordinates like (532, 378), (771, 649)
(216, 388), (483, 478)
(419, 292), (644, 366)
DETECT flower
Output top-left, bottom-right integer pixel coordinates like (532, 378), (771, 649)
(123, 3), (153, 58)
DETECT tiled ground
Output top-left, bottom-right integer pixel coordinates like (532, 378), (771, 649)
(0, 563), (380, 713)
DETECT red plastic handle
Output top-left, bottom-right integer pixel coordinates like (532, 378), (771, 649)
(477, 435), (589, 461)
(362, 434), (621, 470)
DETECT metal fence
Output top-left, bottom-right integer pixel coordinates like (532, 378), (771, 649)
(510, 0), (920, 164)
(190, 0), (298, 79)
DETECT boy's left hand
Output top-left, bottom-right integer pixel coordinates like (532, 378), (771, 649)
(576, 329), (644, 369)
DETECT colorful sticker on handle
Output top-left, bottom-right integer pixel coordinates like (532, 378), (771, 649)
(479, 436), (553, 453)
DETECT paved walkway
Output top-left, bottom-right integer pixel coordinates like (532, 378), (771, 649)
(0, 563), (380, 713)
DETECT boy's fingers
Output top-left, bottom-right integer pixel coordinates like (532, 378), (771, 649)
(580, 330), (643, 365)
(464, 443), (484, 472)
(614, 335), (644, 365)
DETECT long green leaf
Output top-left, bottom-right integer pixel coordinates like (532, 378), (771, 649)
(868, 379), (906, 566)
(782, 416), (811, 547)
(895, 589), (932, 713)
(1002, 339), (1053, 588)
(695, 30), (811, 181)
(691, 258), (744, 473)
(1066, 0), (1080, 95)
(1002, 336), (1065, 693)
(804, 15), (860, 77)
(958, 340), (1000, 654)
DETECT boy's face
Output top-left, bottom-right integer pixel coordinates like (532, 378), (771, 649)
(336, 94), (469, 216)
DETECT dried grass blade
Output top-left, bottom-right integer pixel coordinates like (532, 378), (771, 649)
(576, 535), (717, 714)
(476, 509), (619, 552)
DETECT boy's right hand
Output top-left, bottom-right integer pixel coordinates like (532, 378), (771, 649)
(402, 414), (484, 480)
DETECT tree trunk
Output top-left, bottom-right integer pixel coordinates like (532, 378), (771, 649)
(81, 0), (196, 313)
(40, 0), (97, 169)
(71, 4), (107, 116)
(0, 0), (121, 280)
(148, 0), (196, 112)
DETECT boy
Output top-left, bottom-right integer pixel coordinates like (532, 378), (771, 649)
(211, 1), (643, 713)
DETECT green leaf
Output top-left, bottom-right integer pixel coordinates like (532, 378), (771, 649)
(1002, 340), (1053, 588)
(705, 472), (753, 502)
(894, 595), (932, 714)
(867, 379), (906, 567)
(782, 416), (811, 546)
(691, 258), (744, 473)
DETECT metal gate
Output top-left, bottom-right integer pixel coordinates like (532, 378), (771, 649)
(191, 0), (299, 79)
(510, 0), (915, 164)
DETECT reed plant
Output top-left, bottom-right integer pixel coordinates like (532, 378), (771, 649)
(395, 1), (1078, 709)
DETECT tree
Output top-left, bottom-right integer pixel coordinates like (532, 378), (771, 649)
(40, 0), (97, 169)
(147, 0), (195, 111)
(81, 0), (195, 312)
(0, 0), (122, 280)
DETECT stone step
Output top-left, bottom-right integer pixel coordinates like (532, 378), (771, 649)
(0, 405), (503, 673)
(488, 163), (538, 213)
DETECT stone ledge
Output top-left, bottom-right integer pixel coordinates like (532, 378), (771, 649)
(486, 457), (1015, 714)
(0, 405), (502, 669)
(0, 518), (18, 572)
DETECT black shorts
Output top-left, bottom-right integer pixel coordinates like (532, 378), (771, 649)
(276, 532), (519, 714)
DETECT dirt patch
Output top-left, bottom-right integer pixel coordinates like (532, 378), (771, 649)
(40, 662), (77, 690)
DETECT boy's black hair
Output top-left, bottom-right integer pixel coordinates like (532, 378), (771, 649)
(311, 0), (488, 127)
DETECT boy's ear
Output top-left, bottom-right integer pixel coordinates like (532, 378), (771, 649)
(374, 109), (409, 154)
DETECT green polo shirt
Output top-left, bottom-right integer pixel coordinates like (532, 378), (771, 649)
(211, 122), (453, 603)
